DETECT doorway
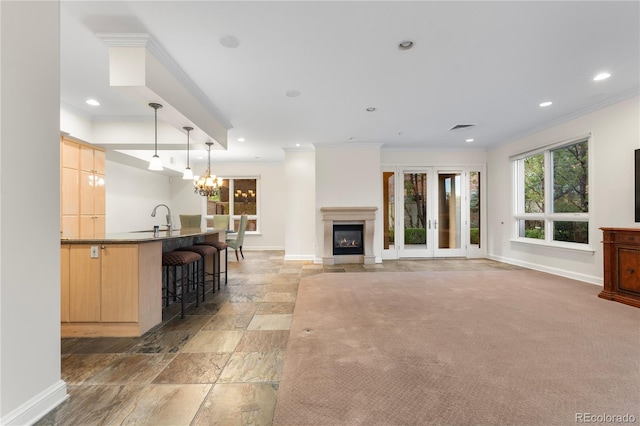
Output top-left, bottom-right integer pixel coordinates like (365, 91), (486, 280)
(382, 166), (484, 259)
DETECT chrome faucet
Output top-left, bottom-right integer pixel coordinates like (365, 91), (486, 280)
(151, 204), (172, 232)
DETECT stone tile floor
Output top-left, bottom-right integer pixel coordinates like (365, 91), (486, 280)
(37, 251), (519, 425)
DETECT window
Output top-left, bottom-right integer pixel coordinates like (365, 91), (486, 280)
(206, 177), (259, 232)
(514, 138), (589, 246)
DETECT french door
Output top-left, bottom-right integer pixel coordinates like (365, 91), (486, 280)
(382, 166), (484, 259)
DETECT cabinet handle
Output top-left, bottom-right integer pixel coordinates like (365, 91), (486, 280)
(627, 268), (634, 274)
(101, 245), (106, 250)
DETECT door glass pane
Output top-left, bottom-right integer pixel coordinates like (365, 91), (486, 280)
(383, 172), (395, 250)
(438, 173), (461, 249)
(469, 171), (480, 247)
(404, 173), (427, 247)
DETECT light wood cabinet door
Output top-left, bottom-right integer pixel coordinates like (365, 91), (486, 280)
(61, 138), (105, 239)
(94, 149), (106, 174)
(94, 173), (106, 215)
(61, 167), (79, 215)
(61, 245), (70, 323)
(61, 138), (79, 169)
(79, 216), (95, 239)
(80, 144), (95, 172)
(69, 245), (101, 322)
(101, 245), (138, 322)
(62, 216), (79, 239)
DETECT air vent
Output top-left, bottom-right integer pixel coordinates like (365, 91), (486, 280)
(449, 124), (476, 131)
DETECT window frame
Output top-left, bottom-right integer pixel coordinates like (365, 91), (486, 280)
(228, 177), (260, 234)
(205, 176), (260, 234)
(512, 135), (593, 252)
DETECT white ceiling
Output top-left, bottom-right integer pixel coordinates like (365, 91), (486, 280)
(60, 1), (640, 170)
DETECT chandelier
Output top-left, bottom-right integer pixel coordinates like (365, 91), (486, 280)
(194, 142), (223, 197)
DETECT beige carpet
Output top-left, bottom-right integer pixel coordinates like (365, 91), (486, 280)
(273, 270), (640, 426)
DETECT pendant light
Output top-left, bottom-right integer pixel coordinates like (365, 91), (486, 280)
(148, 102), (163, 171)
(194, 142), (223, 197)
(182, 126), (194, 180)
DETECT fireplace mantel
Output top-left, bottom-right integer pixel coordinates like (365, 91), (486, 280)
(321, 206), (377, 265)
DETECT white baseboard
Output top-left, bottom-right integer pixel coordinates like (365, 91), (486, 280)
(487, 254), (602, 286)
(242, 246), (285, 251)
(283, 254), (316, 261)
(2, 380), (68, 426)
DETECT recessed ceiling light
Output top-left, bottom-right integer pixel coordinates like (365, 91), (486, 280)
(237, 138), (245, 142)
(398, 40), (414, 50)
(86, 99), (100, 106)
(466, 138), (474, 143)
(593, 72), (611, 81)
(285, 89), (301, 98)
(539, 101), (553, 107)
(296, 143), (300, 147)
(366, 107), (376, 112)
(219, 35), (240, 48)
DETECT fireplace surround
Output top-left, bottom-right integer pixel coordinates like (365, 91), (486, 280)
(321, 206), (377, 265)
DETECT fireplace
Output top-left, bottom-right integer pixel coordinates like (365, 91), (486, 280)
(321, 206), (377, 265)
(333, 224), (364, 255)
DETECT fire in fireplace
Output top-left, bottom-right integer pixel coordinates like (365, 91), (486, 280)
(333, 224), (364, 255)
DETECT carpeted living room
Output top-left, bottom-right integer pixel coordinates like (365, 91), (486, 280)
(274, 267), (639, 425)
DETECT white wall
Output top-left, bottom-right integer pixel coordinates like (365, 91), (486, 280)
(0, 2), (68, 424)
(284, 149), (316, 260)
(486, 96), (640, 284)
(315, 144), (382, 262)
(381, 148), (487, 165)
(106, 160), (173, 232)
(60, 106), (93, 143)
(170, 174), (204, 227)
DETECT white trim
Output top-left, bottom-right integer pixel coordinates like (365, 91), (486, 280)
(487, 254), (601, 286)
(240, 246), (285, 251)
(1, 380), (68, 426)
(510, 238), (595, 253)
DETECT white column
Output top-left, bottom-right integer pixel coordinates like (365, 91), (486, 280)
(0, 2), (68, 424)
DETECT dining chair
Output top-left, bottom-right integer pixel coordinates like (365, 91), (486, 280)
(226, 215), (247, 261)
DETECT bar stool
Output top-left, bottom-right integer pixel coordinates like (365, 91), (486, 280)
(175, 244), (217, 299)
(162, 250), (200, 319)
(195, 240), (228, 287)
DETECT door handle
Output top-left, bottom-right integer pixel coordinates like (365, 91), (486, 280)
(428, 220), (431, 229)
(434, 220), (438, 229)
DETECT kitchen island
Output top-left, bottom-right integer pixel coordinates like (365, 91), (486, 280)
(60, 228), (224, 337)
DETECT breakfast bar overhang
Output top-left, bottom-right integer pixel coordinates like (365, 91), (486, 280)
(60, 228), (224, 337)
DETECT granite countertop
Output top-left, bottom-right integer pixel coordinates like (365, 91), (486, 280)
(61, 228), (223, 244)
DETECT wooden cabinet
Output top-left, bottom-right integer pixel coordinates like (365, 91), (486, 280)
(69, 245), (101, 322)
(61, 244), (70, 323)
(60, 136), (105, 239)
(101, 244), (139, 322)
(61, 139), (80, 238)
(600, 228), (640, 308)
(61, 242), (162, 337)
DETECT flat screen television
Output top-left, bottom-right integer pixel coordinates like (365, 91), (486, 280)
(636, 149), (640, 222)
